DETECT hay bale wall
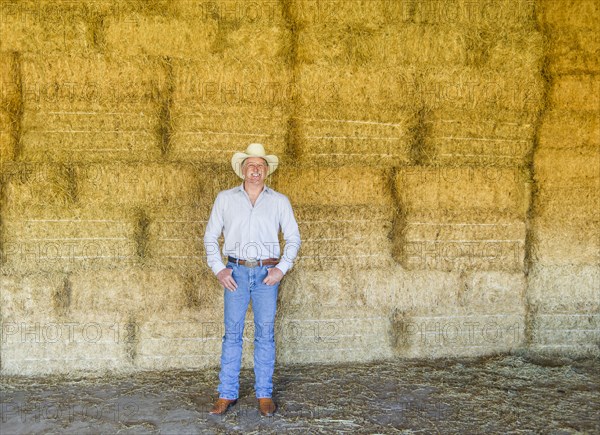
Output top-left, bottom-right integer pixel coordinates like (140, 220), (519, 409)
(0, 0), (597, 375)
(527, 0), (600, 355)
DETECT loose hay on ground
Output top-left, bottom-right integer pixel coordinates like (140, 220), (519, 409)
(1, 355), (598, 432)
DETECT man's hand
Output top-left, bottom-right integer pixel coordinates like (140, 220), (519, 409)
(217, 268), (238, 291)
(263, 267), (284, 286)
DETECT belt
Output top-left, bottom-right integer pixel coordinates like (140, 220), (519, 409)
(228, 256), (279, 268)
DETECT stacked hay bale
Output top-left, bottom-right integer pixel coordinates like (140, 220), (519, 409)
(272, 167), (396, 363)
(133, 1), (293, 369)
(0, 0), (597, 375)
(387, 0), (544, 357)
(528, 0), (600, 355)
(271, 0), (411, 364)
(0, 1), (224, 373)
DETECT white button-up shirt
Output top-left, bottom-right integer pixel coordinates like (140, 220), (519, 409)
(204, 182), (301, 276)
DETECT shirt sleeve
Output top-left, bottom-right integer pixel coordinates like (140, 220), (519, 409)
(203, 193), (227, 276)
(276, 195), (301, 275)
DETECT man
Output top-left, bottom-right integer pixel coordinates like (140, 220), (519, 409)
(204, 143), (301, 417)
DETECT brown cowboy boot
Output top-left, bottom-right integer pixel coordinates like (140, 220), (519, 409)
(209, 398), (237, 415)
(258, 398), (276, 417)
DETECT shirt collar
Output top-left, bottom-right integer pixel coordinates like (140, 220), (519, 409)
(238, 182), (271, 194)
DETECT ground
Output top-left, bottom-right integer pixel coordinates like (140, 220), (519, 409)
(1, 354), (599, 434)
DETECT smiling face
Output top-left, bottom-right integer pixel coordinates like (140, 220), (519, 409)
(242, 157), (269, 186)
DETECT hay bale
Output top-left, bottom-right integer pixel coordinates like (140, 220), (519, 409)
(392, 312), (526, 358)
(1, 334), (126, 375)
(399, 219), (526, 272)
(282, 205), (394, 272)
(294, 63), (414, 167)
(532, 162), (599, 267)
(296, 64), (417, 118)
(0, 110), (14, 163)
(360, 268), (460, 312)
(276, 306), (393, 364)
(549, 75), (600, 112)
(164, 0), (292, 64)
(75, 162), (207, 208)
(0, 272), (64, 319)
(0, 53), (19, 108)
(525, 264), (599, 356)
(0, 53), (20, 162)
(286, 266), (526, 316)
(532, 223), (599, 266)
(546, 27), (600, 75)
(2, 163), (78, 213)
(539, 0), (600, 29)
(0, 1), (91, 53)
(528, 265), (600, 312)
(538, 111), (600, 150)
(135, 316), (225, 370)
(170, 60), (289, 163)
(533, 144), (598, 264)
(290, 0), (404, 26)
(418, 67), (545, 113)
(143, 205), (211, 272)
(395, 166), (531, 219)
(280, 267), (363, 310)
(281, 247), (402, 313)
(534, 183), (600, 223)
(526, 312), (600, 356)
(135, 310), (389, 369)
(291, 0), (536, 29)
(394, 167), (529, 271)
(0, 272), (127, 374)
(410, 0), (536, 29)
(391, 270), (528, 356)
(103, 14), (217, 58)
(298, 23), (542, 72)
(68, 268), (221, 318)
(534, 148), (600, 185)
(526, 267), (600, 356)
(464, 271), (526, 313)
(420, 108), (536, 166)
(294, 114), (412, 168)
(1, 161), (221, 211)
(1, 206), (137, 274)
(19, 53), (166, 162)
(273, 167), (393, 207)
(297, 24), (466, 67)
(0, 270), (173, 321)
(0, 267), (228, 373)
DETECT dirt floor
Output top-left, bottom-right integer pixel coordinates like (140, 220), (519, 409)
(1, 354), (599, 434)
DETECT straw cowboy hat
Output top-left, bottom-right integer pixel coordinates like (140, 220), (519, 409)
(231, 143), (279, 179)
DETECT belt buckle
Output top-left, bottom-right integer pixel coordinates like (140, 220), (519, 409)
(245, 259), (258, 268)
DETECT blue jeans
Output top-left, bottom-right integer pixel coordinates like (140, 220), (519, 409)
(218, 260), (280, 399)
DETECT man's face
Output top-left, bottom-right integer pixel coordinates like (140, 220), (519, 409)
(242, 157), (269, 184)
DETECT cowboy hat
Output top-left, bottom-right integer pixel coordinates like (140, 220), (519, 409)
(231, 143), (279, 179)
